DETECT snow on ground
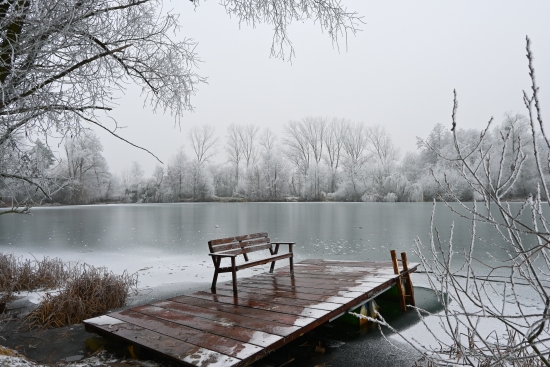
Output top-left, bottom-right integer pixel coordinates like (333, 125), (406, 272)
(0, 349), (159, 367)
(388, 273), (549, 366)
(2, 248), (273, 291)
(23, 290), (61, 305)
(0, 355), (35, 367)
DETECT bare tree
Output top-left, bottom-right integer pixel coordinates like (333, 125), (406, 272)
(0, 0), (361, 213)
(302, 116), (327, 166)
(188, 124), (217, 199)
(61, 131), (110, 204)
(259, 128), (277, 198)
(225, 124), (243, 188)
(142, 164), (164, 202)
(341, 121), (370, 200)
(0, 134), (64, 213)
(0, 0), (201, 157)
(367, 125), (399, 169)
(303, 116), (327, 198)
(502, 112), (530, 157)
(259, 128), (287, 199)
(359, 37), (550, 367)
(259, 128), (277, 153)
(324, 117), (347, 192)
(165, 147), (189, 201)
(218, 0), (362, 60)
(282, 117), (327, 198)
(225, 123), (259, 193)
(239, 124), (260, 170)
(283, 120), (311, 176)
(367, 125), (400, 186)
(189, 124), (218, 165)
(121, 161), (144, 202)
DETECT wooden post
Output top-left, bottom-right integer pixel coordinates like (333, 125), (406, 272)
(390, 250), (407, 312)
(390, 250), (399, 275)
(401, 252), (416, 307)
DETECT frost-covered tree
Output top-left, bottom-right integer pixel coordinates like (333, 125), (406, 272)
(259, 128), (288, 200)
(225, 123), (259, 196)
(239, 124), (260, 171)
(29, 139), (54, 176)
(57, 131), (110, 204)
(190, 161), (214, 200)
(283, 117), (328, 199)
(121, 161), (144, 202)
(188, 125), (217, 199)
(211, 163), (234, 198)
(324, 118), (346, 193)
(142, 164), (164, 203)
(373, 39), (550, 366)
(495, 112), (539, 199)
(340, 121), (370, 201)
(0, 134), (59, 211)
(0, 0), (361, 212)
(189, 124), (218, 166)
(164, 147), (189, 201)
(367, 125), (399, 185)
(225, 124), (243, 190)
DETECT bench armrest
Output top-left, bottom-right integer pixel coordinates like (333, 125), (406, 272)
(271, 242), (294, 254)
(209, 253), (238, 258)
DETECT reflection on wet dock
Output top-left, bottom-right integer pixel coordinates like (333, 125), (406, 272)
(83, 258), (418, 367)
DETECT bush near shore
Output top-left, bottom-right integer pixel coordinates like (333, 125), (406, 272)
(0, 253), (137, 329)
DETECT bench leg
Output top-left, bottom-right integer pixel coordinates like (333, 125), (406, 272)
(289, 244), (294, 274)
(269, 244), (280, 273)
(211, 256), (221, 292)
(231, 257), (238, 293)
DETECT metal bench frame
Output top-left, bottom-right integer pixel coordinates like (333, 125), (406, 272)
(208, 232), (294, 293)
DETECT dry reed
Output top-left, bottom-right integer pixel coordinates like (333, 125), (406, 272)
(0, 252), (137, 329)
(0, 253), (73, 292)
(25, 264), (137, 329)
(0, 345), (19, 357)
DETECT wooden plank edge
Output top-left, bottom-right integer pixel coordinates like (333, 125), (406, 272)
(83, 316), (244, 367)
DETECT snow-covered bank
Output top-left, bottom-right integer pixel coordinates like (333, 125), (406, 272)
(0, 349), (143, 367)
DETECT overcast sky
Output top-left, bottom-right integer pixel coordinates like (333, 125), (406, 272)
(93, 1), (550, 175)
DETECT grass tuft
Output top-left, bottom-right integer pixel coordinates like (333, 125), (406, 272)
(0, 253), (137, 329)
(25, 264), (137, 329)
(0, 253), (73, 292)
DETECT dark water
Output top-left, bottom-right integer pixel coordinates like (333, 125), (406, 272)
(0, 202), (536, 366)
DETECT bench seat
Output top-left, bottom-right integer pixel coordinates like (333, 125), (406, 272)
(211, 252), (293, 272)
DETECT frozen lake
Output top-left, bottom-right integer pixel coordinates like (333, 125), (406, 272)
(0, 202), (540, 366)
(0, 202), (531, 284)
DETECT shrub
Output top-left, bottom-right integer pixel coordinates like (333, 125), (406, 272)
(0, 253), (73, 292)
(25, 264), (137, 329)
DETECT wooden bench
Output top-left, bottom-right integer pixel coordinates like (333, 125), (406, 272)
(208, 232), (294, 293)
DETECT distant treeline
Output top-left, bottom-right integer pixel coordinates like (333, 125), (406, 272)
(2, 114), (547, 205)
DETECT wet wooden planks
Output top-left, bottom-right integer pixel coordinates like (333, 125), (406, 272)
(84, 259), (418, 367)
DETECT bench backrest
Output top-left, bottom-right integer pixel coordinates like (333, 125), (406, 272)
(208, 232), (272, 258)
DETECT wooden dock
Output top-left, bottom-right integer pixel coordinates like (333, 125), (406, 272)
(84, 258), (418, 367)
